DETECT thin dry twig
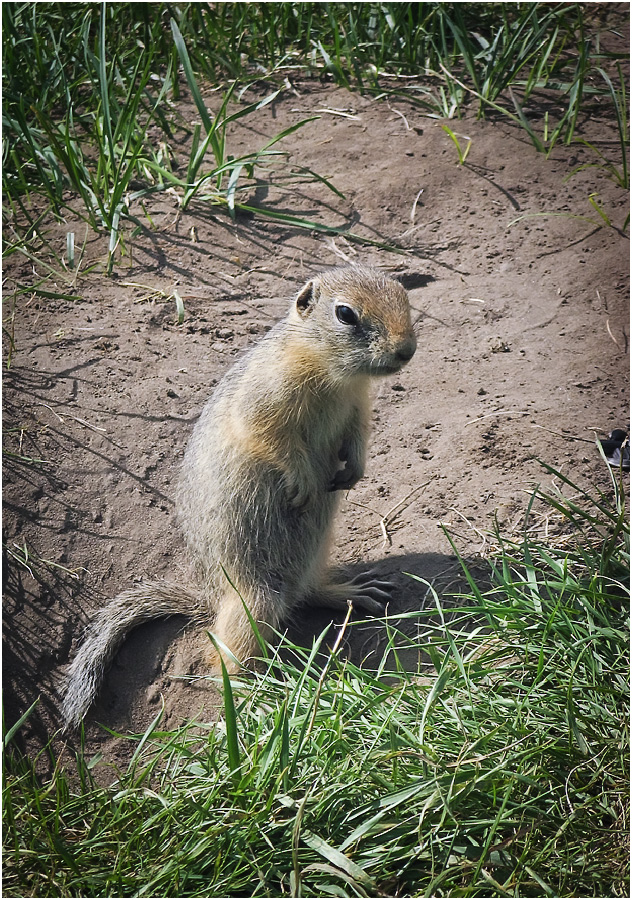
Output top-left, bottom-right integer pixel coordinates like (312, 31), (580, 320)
(37, 402), (107, 434)
(410, 188), (424, 224)
(346, 482), (430, 548)
(325, 237), (356, 262)
(446, 507), (488, 554)
(313, 107), (360, 120)
(380, 482), (431, 546)
(465, 409), (529, 427)
(531, 424), (595, 444)
(606, 318), (628, 353)
(388, 105), (411, 130)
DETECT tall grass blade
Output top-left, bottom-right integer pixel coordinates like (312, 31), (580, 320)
(2, 699), (40, 750)
(170, 18), (216, 146)
(596, 64), (629, 188)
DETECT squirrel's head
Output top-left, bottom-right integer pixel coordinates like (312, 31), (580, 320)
(290, 266), (417, 379)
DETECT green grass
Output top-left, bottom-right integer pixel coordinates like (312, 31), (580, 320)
(3, 464), (629, 897)
(2, 2), (629, 271)
(2, 3), (347, 268)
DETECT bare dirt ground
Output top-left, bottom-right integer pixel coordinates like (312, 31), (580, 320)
(3, 73), (629, 771)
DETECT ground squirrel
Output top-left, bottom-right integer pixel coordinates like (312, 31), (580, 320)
(61, 266), (417, 727)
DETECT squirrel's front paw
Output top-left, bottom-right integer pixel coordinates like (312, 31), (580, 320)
(329, 463), (363, 492)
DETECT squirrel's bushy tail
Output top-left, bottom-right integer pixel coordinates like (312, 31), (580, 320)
(61, 580), (203, 729)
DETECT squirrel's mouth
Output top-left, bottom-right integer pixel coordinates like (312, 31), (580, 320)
(366, 360), (406, 376)
(364, 342), (416, 376)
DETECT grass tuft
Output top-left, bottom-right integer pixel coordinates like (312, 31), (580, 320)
(3, 465), (628, 897)
(3, 3), (628, 271)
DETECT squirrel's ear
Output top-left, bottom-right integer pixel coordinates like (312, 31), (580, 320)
(296, 279), (320, 316)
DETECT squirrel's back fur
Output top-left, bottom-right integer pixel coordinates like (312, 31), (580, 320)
(61, 266), (416, 727)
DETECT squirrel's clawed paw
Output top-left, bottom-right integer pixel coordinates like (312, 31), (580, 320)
(347, 569), (394, 614)
(329, 463), (363, 492)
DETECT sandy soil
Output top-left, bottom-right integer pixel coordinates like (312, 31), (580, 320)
(3, 72), (629, 770)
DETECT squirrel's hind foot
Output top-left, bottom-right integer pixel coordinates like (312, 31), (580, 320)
(309, 570), (394, 616)
(346, 569), (393, 614)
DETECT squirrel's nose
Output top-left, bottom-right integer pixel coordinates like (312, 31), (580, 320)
(396, 336), (417, 362)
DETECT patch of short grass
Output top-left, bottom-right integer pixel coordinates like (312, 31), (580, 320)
(3, 464), (628, 897)
(2, 3), (352, 270)
(3, 2), (628, 271)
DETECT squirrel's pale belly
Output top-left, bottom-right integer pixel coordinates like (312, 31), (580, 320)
(177, 389), (346, 597)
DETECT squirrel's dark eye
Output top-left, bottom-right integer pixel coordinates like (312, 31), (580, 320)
(335, 304), (359, 326)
